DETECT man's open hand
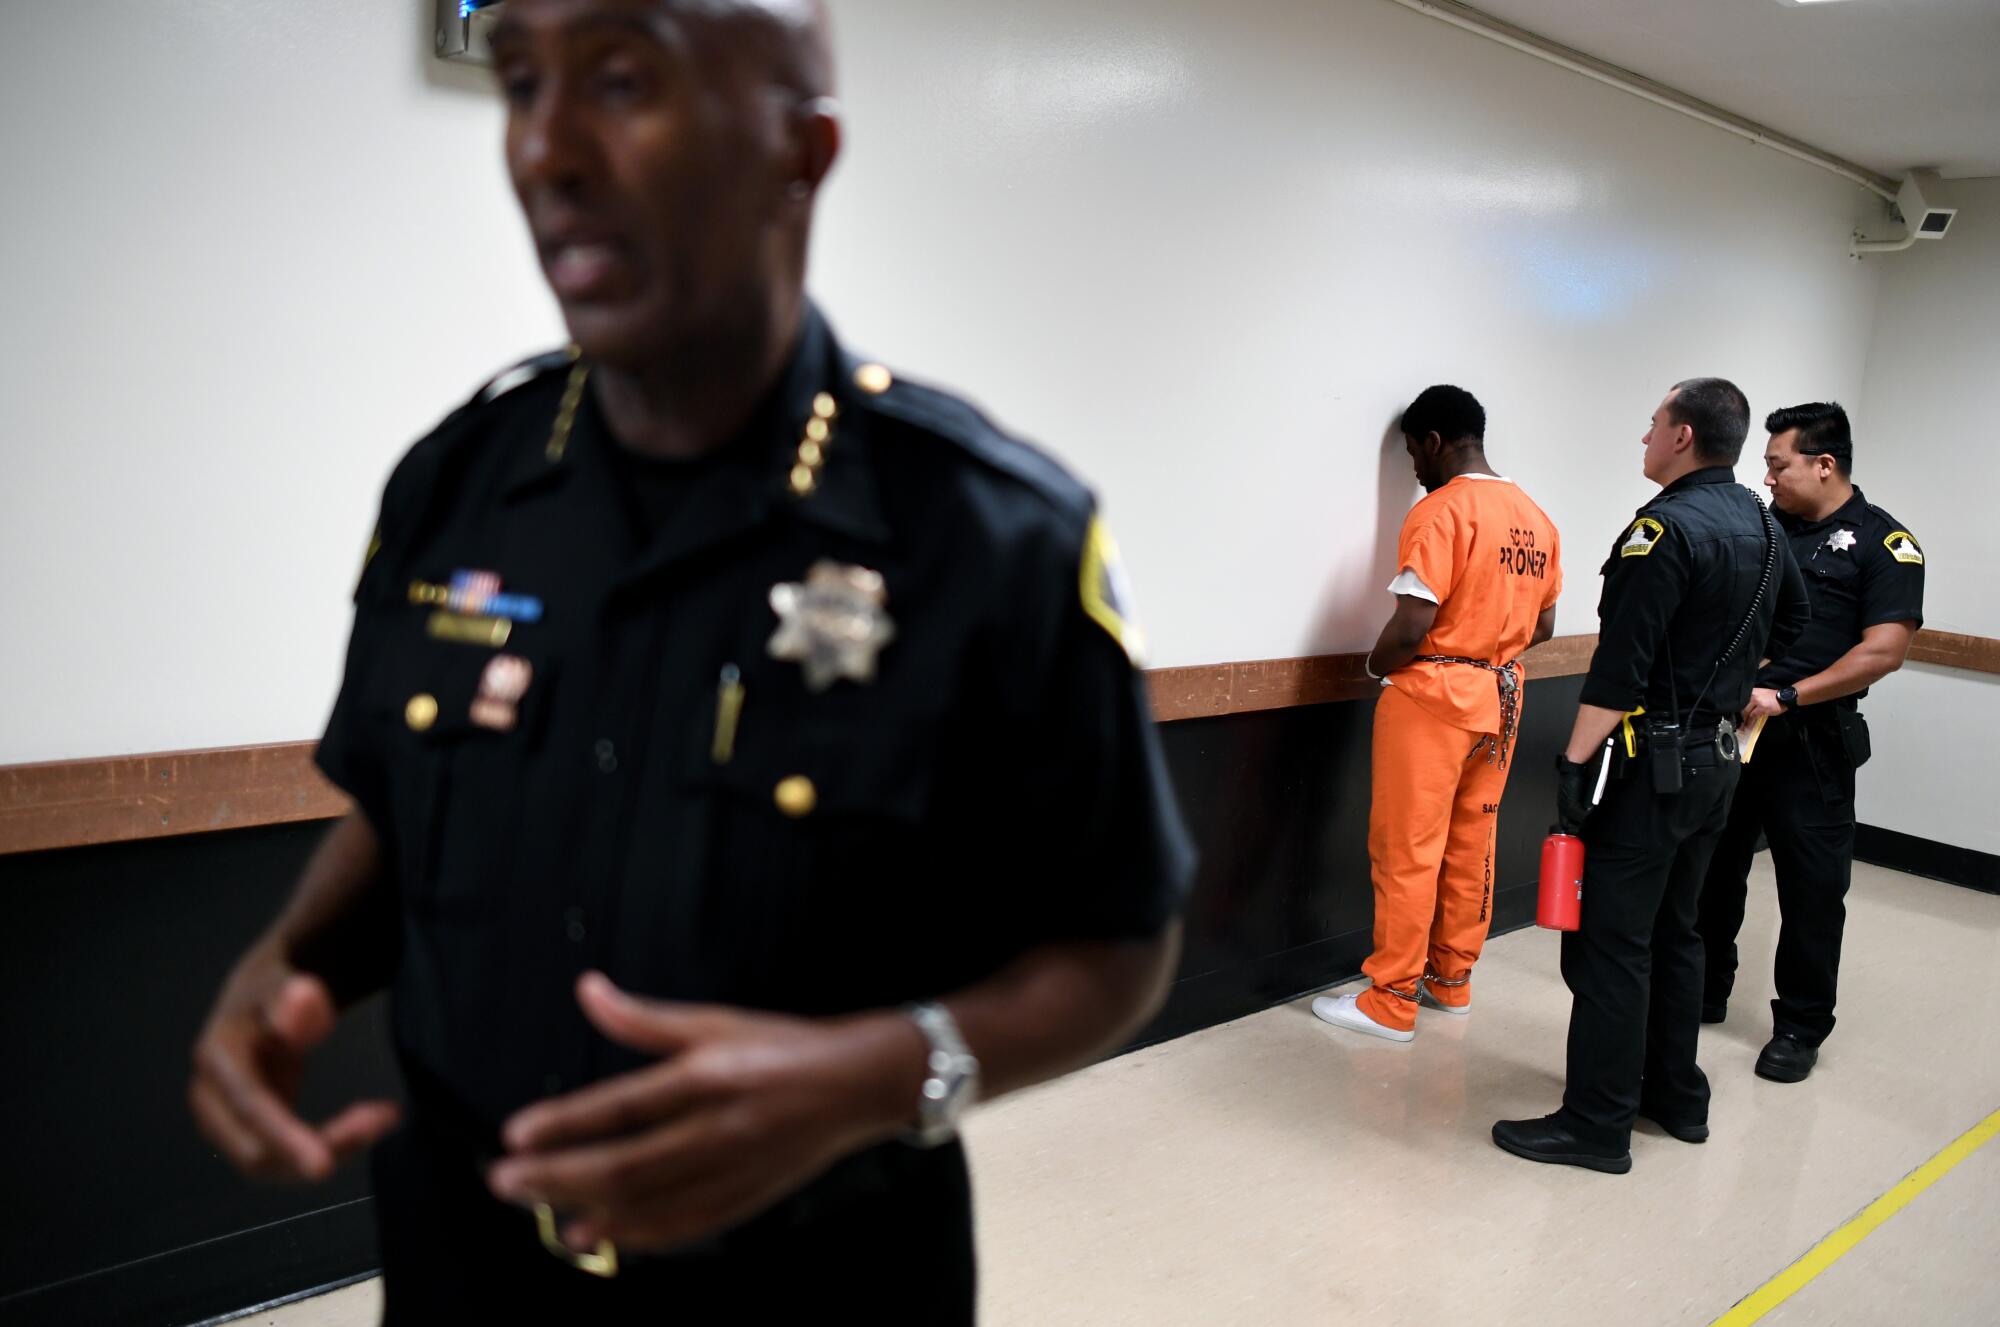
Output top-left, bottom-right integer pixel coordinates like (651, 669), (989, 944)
(188, 953), (400, 1181)
(488, 972), (925, 1253)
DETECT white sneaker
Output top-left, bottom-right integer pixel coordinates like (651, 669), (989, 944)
(1419, 986), (1472, 1016)
(1310, 992), (1415, 1042)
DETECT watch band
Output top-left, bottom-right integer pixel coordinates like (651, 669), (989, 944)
(903, 1002), (980, 1148)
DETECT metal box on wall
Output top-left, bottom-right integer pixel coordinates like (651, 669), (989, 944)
(435, 0), (505, 65)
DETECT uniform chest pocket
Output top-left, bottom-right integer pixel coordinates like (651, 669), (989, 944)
(1804, 551), (1861, 592)
(686, 718), (938, 994)
(696, 719), (934, 833)
(367, 645), (556, 916)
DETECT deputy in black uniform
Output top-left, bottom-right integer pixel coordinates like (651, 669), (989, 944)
(1697, 403), (1922, 1083)
(1493, 378), (1809, 1173)
(188, 3), (1193, 1321)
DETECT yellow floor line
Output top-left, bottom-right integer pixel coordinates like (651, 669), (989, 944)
(1711, 1105), (2000, 1326)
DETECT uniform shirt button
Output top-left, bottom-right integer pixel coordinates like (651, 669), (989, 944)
(774, 775), (817, 818)
(564, 906), (586, 943)
(593, 738), (617, 773)
(543, 1073), (564, 1095)
(405, 693), (439, 732)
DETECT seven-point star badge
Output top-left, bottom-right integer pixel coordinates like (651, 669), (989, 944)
(768, 561), (897, 692)
(1827, 529), (1857, 553)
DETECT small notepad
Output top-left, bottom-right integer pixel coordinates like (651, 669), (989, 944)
(1737, 713), (1770, 763)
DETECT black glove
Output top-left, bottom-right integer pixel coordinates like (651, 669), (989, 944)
(1555, 754), (1596, 835)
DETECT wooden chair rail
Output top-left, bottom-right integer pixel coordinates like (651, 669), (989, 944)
(6, 629), (1990, 857)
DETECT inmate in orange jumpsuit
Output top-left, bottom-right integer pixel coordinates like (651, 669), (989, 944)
(1357, 475), (1562, 1032)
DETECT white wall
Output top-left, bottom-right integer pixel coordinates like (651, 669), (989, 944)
(1853, 177), (2000, 855)
(0, 0), (1887, 764)
(0, 1), (561, 764)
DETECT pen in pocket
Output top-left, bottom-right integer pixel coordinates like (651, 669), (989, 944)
(712, 664), (746, 764)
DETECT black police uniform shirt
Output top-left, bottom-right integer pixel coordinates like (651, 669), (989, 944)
(1757, 487), (1923, 697)
(315, 304), (1197, 1135)
(1579, 467), (1811, 726)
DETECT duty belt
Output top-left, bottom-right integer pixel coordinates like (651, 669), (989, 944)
(1412, 655), (1522, 767)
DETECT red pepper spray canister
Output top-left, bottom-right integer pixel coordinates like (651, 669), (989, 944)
(1538, 829), (1584, 931)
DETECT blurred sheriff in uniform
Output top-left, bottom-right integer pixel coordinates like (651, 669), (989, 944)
(1494, 378), (1808, 1174)
(1697, 403), (1923, 1084)
(188, 2), (1193, 1321)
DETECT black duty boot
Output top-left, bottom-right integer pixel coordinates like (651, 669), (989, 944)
(1636, 1106), (1709, 1144)
(1755, 1035), (1818, 1083)
(1491, 1116), (1632, 1174)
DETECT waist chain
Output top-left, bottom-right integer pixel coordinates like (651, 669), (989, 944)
(1412, 655), (1521, 766)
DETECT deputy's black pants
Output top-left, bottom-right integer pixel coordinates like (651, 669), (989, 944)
(371, 1109), (977, 1325)
(1697, 713), (1857, 1046)
(1557, 751), (1738, 1148)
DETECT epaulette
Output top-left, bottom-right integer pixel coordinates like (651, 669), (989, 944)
(839, 355), (1095, 526)
(839, 355), (1152, 664)
(475, 348), (577, 406)
(356, 349), (572, 597)
(404, 347), (574, 470)
(1864, 500), (1908, 531)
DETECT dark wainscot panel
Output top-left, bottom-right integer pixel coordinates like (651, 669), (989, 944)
(0, 824), (399, 1327)
(1855, 823), (2000, 895)
(0, 676), (1582, 1326)
(1135, 675), (1581, 1044)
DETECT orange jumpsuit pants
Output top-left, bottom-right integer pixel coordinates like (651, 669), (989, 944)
(1356, 683), (1517, 1032)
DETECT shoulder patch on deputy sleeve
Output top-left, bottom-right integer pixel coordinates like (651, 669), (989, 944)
(1080, 516), (1149, 667)
(1620, 517), (1665, 558)
(1884, 530), (1924, 565)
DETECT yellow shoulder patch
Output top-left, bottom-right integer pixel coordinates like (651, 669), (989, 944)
(1884, 530), (1924, 565)
(1619, 517), (1665, 558)
(1079, 516), (1149, 667)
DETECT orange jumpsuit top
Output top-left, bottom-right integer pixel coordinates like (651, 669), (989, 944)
(1385, 475), (1562, 733)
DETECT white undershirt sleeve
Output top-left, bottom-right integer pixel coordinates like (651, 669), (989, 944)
(1387, 568), (1440, 604)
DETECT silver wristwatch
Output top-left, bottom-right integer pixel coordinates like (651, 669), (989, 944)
(903, 1002), (980, 1148)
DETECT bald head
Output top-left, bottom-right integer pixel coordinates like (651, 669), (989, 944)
(707, 0), (835, 100)
(495, 0), (833, 99)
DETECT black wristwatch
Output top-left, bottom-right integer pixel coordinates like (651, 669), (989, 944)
(1776, 685), (1799, 710)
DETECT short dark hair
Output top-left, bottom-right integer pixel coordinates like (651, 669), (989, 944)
(1668, 378), (1750, 465)
(1399, 385), (1485, 446)
(1766, 401), (1853, 477)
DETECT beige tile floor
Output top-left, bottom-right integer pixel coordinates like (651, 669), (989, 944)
(248, 860), (1999, 1326)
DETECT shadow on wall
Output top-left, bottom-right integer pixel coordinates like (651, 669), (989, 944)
(1163, 420), (1414, 994)
(1304, 418), (1416, 656)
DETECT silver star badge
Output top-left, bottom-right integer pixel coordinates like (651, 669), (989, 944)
(1827, 529), (1857, 553)
(767, 561), (897, 692)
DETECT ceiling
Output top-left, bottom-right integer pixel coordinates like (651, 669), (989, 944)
(1457, 0), (2000, 181)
